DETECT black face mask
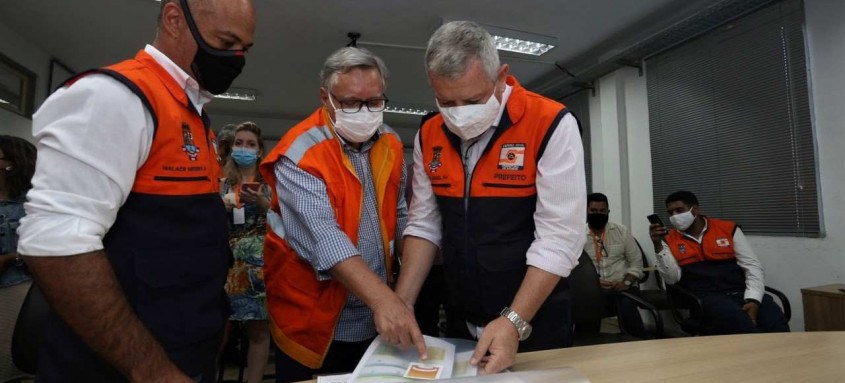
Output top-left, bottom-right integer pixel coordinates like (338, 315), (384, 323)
(587, 213), (609, 230)
(180, 0), (245, 95)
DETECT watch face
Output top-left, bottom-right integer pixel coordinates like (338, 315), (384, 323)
(520, 324), (532, 341)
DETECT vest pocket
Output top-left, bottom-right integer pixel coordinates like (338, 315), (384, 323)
(476, 239), (531, 317)
(134, 245), (229, 349)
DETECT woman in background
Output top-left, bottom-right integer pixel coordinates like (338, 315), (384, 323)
(0, 135), (36, 381)
(220, 122), (271, 383)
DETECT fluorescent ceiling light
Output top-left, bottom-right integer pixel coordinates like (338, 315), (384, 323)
(384, 106), (431, 116)
(215, 88), (256, 101)
(493, 35), (555, 56)
(443, 20), (558, 56)
(0, 99), (9, 105)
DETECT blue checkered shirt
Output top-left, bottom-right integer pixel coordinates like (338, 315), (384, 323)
(273, 133), (407, 342)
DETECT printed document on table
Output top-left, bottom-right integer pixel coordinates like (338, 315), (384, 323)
(348, 335), (479, 382)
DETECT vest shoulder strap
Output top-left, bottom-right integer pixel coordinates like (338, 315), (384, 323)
(537, 108), (573, 160)
(61, 68), (160, 136)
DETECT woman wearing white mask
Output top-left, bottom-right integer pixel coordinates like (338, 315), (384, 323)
(649, 190), (789, 335)
(220, 122), (272, 383)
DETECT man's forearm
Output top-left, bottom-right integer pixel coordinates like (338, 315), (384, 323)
(25, 251), (185, 382)
(394, 236), (438, 305)
(509, 266), (562, 323)
(330, 255), (396, 307)
(0, 253), (16, 271)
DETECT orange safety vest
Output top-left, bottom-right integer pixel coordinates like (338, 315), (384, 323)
(39, 50), (231, 381)
(420, 75), (574, 327)
(665, 217), (737, 266)
(259, 108), (404, 368)
(665, 217), (746, 293)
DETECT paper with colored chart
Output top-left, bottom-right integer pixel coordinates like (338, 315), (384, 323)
(347, 335), (478, 382)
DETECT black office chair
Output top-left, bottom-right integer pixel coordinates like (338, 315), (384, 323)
(12, 282), (50, 375)
(666, 284), (791, 335)
(569, 251), (663, 346)
(634, 239), (672, 311)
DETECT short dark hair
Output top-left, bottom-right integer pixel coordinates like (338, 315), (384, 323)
(0, 135), (37, 200)
(665, 190), (699, 207)
(587, 192), (609, 206)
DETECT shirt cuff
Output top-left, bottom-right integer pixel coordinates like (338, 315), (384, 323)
(525, 241), (578, 278)
(744, 289), (764, 303)
(311, 233), (360, 281)
(402, 225), (441, 248)
(17, 214), (105, 256)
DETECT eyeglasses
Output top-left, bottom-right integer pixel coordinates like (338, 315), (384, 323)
(330, 92), (389, 114)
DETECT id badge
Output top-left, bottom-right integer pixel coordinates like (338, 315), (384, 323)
(233, 207), (245, 225)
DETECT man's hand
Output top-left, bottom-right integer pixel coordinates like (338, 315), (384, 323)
(372, 294), (428, 360)
(470, 316), (519, 375)
(611, 281), (630, 292)
(0, 252), (17, 272)
(742, 301), (760, 324)
(330, 256), (428, 360)
(648, 223), (668, 252)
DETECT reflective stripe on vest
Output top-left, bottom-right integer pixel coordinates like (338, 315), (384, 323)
(258, 107), (404, 368)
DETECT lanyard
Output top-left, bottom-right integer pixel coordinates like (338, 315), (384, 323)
(232, 176), (255, 209)
(591, 230), (606, 263)
(234, 183), (243, 209)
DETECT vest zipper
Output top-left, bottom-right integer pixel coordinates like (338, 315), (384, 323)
(462, 139), (480, 255)
(373, 148), (395, 286)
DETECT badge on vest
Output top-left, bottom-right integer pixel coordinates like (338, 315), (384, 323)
(181, 122), (200, 161)
(716, 237), (731, 248)
(429, 146), (443, 173)
(678, 243), (686, 254)
(498, 143), (526, 170)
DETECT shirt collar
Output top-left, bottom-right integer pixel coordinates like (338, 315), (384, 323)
(144, 44), (214, 113)
(492, 84), (513, 127)
(333, 126), (380, 153)
(683, 217), (709, 243)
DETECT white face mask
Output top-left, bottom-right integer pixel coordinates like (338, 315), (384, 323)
(670, 206), (696, 231)
(328, 97), (382, 143)
(437, 86), (500, 141)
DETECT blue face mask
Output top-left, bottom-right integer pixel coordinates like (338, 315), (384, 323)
(231, 147), (258, 167)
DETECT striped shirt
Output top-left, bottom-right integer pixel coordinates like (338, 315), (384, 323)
(273, 131), (407, 342)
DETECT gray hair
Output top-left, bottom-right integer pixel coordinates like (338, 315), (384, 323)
(425, 21), (500, 81)
(320, 47), (389, 91)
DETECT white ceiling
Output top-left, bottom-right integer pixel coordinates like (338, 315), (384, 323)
(0, 0), (711, 139)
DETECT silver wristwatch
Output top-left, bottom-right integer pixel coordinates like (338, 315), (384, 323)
(500, 307), (532, 341)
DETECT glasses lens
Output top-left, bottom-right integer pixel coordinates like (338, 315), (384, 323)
(340, 102), (362, 113)
(367, 99), (387, 112)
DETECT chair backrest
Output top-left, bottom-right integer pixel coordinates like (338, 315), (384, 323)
(12, 282), (49, 374)
(635, 238), (650, 284)
(568, 251), (605, 336)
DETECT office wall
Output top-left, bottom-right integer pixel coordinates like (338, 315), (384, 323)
(587, 0), (845, 332)
(0, 21), (51, 141)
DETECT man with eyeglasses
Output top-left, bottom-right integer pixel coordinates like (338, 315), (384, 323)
(260, 47), (422, 382)
(17, 0), (255, 381)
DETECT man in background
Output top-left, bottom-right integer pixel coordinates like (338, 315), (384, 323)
(650, 190), (789, 334)
(582, 192), (645, 337)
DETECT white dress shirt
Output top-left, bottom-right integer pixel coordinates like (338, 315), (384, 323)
(403, 84), (587, 278)
(18, 45), (213, 256)
(654, 219), (765, 302)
